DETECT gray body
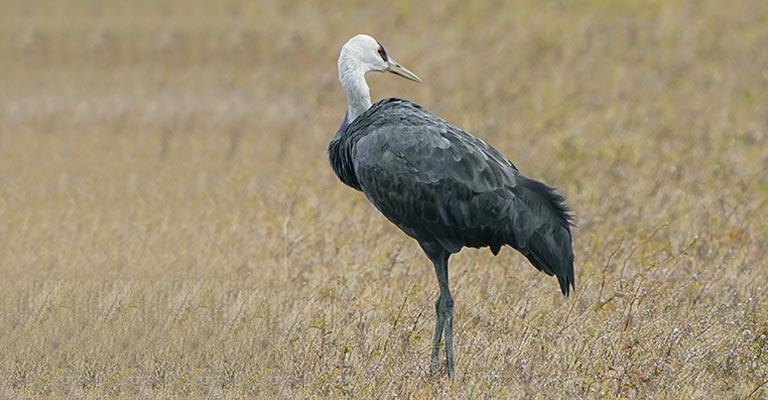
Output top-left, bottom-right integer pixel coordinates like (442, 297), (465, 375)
(330, 98), (574, 292)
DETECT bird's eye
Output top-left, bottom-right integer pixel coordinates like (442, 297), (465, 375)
(376, 45), (388, 61)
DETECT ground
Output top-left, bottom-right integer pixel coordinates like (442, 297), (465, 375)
(1, 0), (767, 398)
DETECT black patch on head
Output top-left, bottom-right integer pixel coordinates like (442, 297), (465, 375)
(376, 42), (389, 62)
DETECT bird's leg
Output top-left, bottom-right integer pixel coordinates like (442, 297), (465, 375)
(442, 293), (454, 378)
(424, 244), (454, 378)
(430, 302), (445, 373)
(435, 258), (454, 378)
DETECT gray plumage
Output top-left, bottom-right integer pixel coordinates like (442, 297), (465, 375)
(329, 98), (574, 294)
(328, 34), (575, 378)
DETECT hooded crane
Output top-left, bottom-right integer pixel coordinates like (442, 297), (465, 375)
(328, 34), (574, 378)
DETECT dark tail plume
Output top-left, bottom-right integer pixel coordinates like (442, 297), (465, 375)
(513, 177), (575, 296)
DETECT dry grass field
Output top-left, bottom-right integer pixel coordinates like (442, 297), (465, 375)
(1, 0), (767, 398)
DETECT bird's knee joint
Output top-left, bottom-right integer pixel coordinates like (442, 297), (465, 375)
(435, 297), (454, 314)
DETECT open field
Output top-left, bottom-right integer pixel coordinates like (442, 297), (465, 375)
(1, 0), (768, 398)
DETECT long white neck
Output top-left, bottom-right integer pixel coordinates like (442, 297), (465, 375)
(338, 55), (372, 123)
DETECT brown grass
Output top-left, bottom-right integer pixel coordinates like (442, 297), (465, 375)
(1, 0), (768, 398)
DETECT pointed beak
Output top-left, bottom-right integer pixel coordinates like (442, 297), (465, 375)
(387, 58), (422, 83)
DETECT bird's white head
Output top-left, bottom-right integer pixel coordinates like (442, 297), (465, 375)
(338, 34), (421, 123)
(339, 34), (421, 82)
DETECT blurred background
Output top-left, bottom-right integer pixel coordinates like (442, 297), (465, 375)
(1, 0), (767, 398)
